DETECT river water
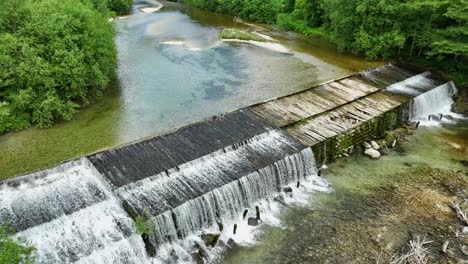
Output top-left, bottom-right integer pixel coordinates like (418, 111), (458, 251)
(216, 122), (468, 263)
(0, 0), (380, 179)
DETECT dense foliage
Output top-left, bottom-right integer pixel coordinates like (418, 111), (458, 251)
(0, 226), (35, 264)
(0, 0), (118, 133)
(185, 0), (467, 84)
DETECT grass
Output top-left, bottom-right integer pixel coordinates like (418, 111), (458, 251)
(220, 28), (268, 42)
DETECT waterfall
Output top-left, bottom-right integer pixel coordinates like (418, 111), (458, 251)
(116, 130), (312, 239)
(1, 129), (329, 263)
(386, 71), (439, 96)
(0, 159), (150, 264)
(360, 63), (414, 86)
(149, 148), (315, 243)
(409, 82), (461, 125)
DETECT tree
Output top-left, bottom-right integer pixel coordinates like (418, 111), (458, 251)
(429, 0), (468, 63)
(0, 0), (117, 133)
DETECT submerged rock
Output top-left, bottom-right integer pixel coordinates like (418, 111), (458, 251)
(364, 148), (381, 159)
(227, 238), (236, 248)
(248, 217), (259, 226)
(363, 142), (372, 149)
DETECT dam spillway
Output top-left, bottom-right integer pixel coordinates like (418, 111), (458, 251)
(0, 63), (460, 263)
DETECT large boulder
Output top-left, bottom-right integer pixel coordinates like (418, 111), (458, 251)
(364, 148), (381, 160)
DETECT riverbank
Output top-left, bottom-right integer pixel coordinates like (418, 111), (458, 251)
(0, 1), (378, 180)
(220, 123), (468, 263)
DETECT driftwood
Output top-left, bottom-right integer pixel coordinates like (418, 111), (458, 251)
(449, 202), (468, 225)
(390, 236), (433, 264)
(441, 240), (449, 254)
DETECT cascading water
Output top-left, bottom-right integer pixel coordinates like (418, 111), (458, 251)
(360, 63), (414, 87)
(0, 129), (330, 264)
(386, 71), (440, 96)
(409, 81), (462, 126)
(112, 130), (330, 263)
(0, 159), (149, 264)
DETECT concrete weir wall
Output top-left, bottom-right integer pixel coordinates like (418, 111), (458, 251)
(0, 63), (455, 262)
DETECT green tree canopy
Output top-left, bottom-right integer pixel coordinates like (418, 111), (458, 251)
(0, 0), (117, 133)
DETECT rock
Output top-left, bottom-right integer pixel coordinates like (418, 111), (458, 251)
(442, 240), (449, 253)
(283, 187), (293, 193)
(227, 238), (236, 248)
(443, 114), (454, 121)
(448, 142), (462, 149)
(247, 217), (259, 226)
(460, 160), (468, 167)
(197, 247), (206, 264)
(370, 141), (380, 150)
(201, 233), (220, 248)
(363, 142), (372, 149)
(364, 148), (381, 159)
(392, 139), (397, 148)
(217, 221), (224, 232)
(384, 131), (396, 143)
(429, 114), (441, 121)
(142, 234), (157, 257)
(463, 226), (468, 234)
(242, 209), (248, 219)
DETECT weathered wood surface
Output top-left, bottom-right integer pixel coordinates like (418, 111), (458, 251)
(286, 91), (408, 146)
(251, 77), (381, 127)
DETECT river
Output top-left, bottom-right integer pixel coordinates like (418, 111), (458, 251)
(0, 0), (380, 179)
(216, 122), (468, 263)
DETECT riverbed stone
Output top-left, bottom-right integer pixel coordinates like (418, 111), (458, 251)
(370, 141), (380, 150)
(201, 233), (220, 248)
(363, 142), (372, 149)
(248, 217), (259, 226)
(364, 148), (381, 159)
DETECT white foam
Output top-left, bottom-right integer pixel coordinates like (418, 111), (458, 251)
(386, 71), (433, 96)
(140, 6), (163, 13)
(410, 82), (465, 127)
(149, 148), (332, 263)
(222, 39), (290, 53)
(161, 40), (186, 46)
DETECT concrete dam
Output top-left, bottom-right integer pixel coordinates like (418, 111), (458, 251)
(0, 64), (460, 263)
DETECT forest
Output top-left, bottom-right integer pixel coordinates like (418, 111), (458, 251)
(0, 0), (132, 133)
(185, 0), (467, 85)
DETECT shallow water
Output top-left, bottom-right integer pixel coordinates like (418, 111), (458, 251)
(0, 1), (380, 179)
(217, 122), (468, 264)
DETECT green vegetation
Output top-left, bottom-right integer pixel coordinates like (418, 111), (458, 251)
(0, 225), (35, 264)
(0, 0), (134, 134)
(135, 215), (153, 236)
(220, 28), (268, 42)
(185, 0), (467, 86)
